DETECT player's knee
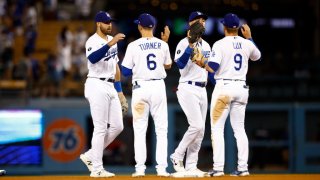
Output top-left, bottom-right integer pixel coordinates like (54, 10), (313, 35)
(233, 128), (246, 135)
(211, 127), (224, 134)
(118, 123), (124, 133)
(112, 123), (124, 136)
(93, 127), (107, 135)
(231, 123), (245, 132)
(190, 123), (203, 133)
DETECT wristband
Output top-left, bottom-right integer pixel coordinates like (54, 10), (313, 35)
(114, 81), (122, 92)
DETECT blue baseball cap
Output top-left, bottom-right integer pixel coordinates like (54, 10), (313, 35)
(134, 13), (156, 28)
(220, 13), (240, 28)
(188, 11), (208, 22)
(95, 11), (114, 23)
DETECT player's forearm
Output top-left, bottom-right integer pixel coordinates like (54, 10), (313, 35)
(87, 44), (110, 64)
(115, 64), (121, 81)
(114, 64), (123, 92)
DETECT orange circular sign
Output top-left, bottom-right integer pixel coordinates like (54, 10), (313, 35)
(43, 118), (86, 162)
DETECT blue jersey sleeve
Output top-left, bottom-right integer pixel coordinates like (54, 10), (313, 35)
(121, 65), (133, 77)
(208, 72), (216, 85)
(87, 44), (110, 64)
(176, 46), (193, 69)
(208, 61), (220, 72)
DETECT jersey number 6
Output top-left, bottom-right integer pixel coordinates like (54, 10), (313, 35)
(147, 53), (157, 70)
(234, 53), (242, 71)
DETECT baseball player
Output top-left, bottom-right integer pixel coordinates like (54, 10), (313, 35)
(79, 11), (128, 178)
(205, 13), (261, 176)
(170, 11), (213, 178)
(121, 13), (172, 177)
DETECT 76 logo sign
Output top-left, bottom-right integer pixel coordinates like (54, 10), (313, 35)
(44, 118), (86, 162)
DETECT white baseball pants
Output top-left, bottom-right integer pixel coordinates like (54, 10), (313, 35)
(131, 80), (168, 173)
(210, 79), (249, 172)
(84, 78), (124, 172)
(172, 82), (207, 170)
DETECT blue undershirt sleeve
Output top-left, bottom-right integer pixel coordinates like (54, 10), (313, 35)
(208, 72), (216, 85)
(176, 46), (193, 69)
(248, 38), (258, 47)
(87, 44), (110, 64)
(121, 65), (133, 77)
(208, 61), (220, 72)
(248, 38), (261, 61)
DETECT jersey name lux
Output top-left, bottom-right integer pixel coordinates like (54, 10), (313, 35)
(233, 42), (242, 49)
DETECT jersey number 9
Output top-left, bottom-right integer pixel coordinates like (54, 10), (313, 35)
(234, 54), (242, 71)
(147, 53), (157, 70)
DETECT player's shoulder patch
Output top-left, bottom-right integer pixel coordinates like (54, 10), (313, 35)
(177, 50), (181, 54)
(87, 47), (92, 51)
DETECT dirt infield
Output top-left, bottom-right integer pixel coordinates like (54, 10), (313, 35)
(1, 174), (320, 180)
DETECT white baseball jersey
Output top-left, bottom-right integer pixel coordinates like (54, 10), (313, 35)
(83, 33), (123, 173)
(209, 36), (261, 80)
(171, 37), (211, 171)
(208, 36), (261, 172)
(122, 37), (172, 174)
(174, 38), (211, 82)
(85, 33), (119, 79)
(121, 37), (171, 82)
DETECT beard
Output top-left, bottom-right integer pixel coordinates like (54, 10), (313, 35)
(100, 26), (112, 35)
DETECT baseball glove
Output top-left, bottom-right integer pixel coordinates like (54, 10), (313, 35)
(191, 47), (207, 68)
(118, 93), (128, 115)
(188, 21), (205, 44)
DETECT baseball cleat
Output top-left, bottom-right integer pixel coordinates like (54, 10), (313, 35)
(157, 170), (170, 177)
(80, 154), (93, 172)
(171, 171), (186, 178)
(185, 168), (206, 177)
(132, 171), (145, 177)
(171, 169), (206, 178)
(131, 172), (146, 177)
(0, 170), (6, 176)
(230, 170), (250, 176)
(207, 169), (224, 177)
(170, 154), (185, 172)
(90, 169), (115, 177)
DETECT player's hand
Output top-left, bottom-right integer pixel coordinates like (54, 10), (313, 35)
(205, 64), (214, 73)
(241, 24), (252, 39)
(161, 25), (170, 43)
(108, 33), (126, 46)
(191, 47), (208, 68)
(118, 92), (128, 115)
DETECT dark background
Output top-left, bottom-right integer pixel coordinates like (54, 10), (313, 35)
(101, 0), (320, 103)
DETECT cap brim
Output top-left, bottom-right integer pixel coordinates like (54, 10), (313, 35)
(201, 15), (208, 20)
(97, 18), (116, 23)
(134, 20), (139, 25)
(189, 15), (208, 22)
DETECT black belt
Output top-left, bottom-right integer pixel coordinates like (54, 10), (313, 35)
(133, 79), (162, 85)
(99, 78), (115, 83)
(187, 81), (206, 88)
(132, 79), (162, 90)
